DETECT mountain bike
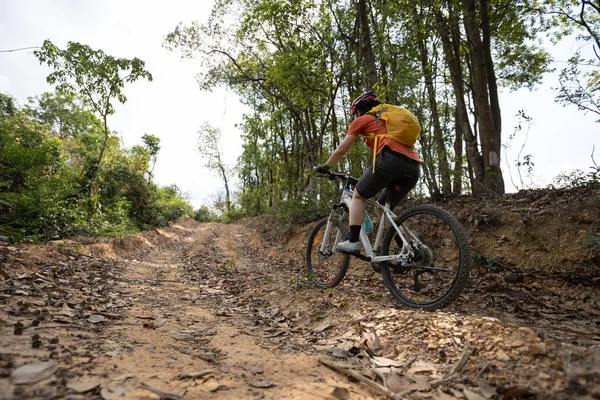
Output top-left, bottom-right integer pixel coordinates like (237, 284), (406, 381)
(305, 170), (471, 309)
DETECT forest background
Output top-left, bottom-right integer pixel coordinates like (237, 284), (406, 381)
(0, 0), (599, 242)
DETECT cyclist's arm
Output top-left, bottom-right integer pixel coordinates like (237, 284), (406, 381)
(324, 134), (358, 167)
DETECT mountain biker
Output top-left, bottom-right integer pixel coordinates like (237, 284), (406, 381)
(315, 91), (421, 253)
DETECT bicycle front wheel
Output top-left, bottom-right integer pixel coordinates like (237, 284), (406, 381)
(306, 218), (350, 288)
(380, 204), (470, 309)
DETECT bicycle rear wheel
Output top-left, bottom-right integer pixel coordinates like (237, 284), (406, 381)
(380, 204), (470, 309)
(306, 218), (350, 288)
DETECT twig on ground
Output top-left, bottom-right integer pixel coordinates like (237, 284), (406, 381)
(430, 342), (475, 387)
(177, 369), (215, 380)
(450, 341), (475, 375)
(371, 366), (387, 387)
(476, 362), (490, 380)
(319, 358), (408, 400)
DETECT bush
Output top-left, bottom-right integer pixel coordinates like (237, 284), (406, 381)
(194, 205), (218, 222)
(273, 194), (320, 227)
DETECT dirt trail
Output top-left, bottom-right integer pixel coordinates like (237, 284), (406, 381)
(91, 222), (378, 399)
(2, 186), (600, 400)
(0, 221), (379, 399)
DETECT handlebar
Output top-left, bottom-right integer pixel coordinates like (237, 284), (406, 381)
(313, 167), (358, 186)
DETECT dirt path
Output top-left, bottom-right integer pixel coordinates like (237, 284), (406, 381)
(1, 216), (599, 399)
(91, 223), (380, 399)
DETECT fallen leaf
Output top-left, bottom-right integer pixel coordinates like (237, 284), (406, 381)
(204, 380), (220, 392)
(528, 343), (547, 356)
(313, 319), (334, 332)
(332, 386), (350, 399)
(249, 379), (274, 388)
(101, 386), (130, 400)
(311, 311), (328, 319)
(60, 303), (76, 317)
(407, 362), (436, 375)
(111, 374), (135, 384)
(387, 371), (413, 393)
(477, 378), (497, 399)
(87, 315), (106, 324)
(435, 389), (460, 400)
(66, 379), (101, 393)
(464, 389), (487, 400)
(140, 382), (186, 399)
(332, 348), (352, 359)
(371, 356), (405, 368)
(241, 363), (264, 375)
(10, 360), (58, 385)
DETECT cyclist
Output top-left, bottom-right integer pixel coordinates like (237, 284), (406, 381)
(315, 91), (421, 253)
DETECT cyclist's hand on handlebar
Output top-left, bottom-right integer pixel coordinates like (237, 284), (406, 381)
(314, 164), (331, 174)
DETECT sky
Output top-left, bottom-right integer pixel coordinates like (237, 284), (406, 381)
(0, 1), (598, 208)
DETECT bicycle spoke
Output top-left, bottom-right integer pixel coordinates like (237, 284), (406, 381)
(380, 205), (470, 309)
(306, 218), (350, 288)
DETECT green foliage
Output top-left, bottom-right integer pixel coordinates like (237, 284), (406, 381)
(586, 233), (600, 256)
(34, 40), (153, 196)
(540, 0), (600, 120)
(0, 91), (193, 242)
(0, 93), (17, 117)
(56, 240), (82, 255)
(165, 0), (556, 215)
(553, 168), (600, 188)
(552, 150), (600, 188)
(198, 122), (233, 214)
(34, 40), (153, 118)
(193, 205), (219, 222)
(291, 271), (315, 289)
(473, 252), (502, 271)
(272, 194), (320, 227)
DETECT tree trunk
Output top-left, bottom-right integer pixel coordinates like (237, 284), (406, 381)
(453, 108), (464, 195)
(357, 0), (378, 89)
(417, 29), (452, 194)
(461, 0), (504, 194)
(434, 7), (485, 193)
(219, 162), (231, 214)
(480, 0), (501, 135)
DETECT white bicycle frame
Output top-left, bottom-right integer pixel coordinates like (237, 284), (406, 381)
(321, 186), (422, 264)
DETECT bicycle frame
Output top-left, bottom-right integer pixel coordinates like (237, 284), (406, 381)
(322, 178), (422, 264)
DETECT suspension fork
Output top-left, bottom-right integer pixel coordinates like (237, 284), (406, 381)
(319, 202), (348, 253)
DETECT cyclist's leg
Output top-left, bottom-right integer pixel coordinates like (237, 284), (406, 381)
(338, 148), (398, 252)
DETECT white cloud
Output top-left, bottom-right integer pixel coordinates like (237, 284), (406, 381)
(0, 75), (10, 91)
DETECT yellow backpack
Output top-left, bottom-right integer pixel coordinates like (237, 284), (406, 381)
(360, 104), (421, 171)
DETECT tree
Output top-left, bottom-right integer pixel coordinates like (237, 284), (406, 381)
(357, 0), (378, 89)
(0, 93), (17, 117)
(142, 134), (161, 181)
(541, 0), (600, 121)
(25, 91), (100, 140)
(166, 0), (553, 220)
(198, 122), (232, 215)
(34, 40), (153, 195)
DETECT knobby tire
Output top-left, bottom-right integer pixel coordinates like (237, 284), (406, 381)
(306, 218), (350, 288)
(380, 204), (471, 309)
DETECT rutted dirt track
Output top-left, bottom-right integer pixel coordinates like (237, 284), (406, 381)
(1, 185), (600, 399)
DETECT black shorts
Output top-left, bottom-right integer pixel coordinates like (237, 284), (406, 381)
(355, 147), (420, 209)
